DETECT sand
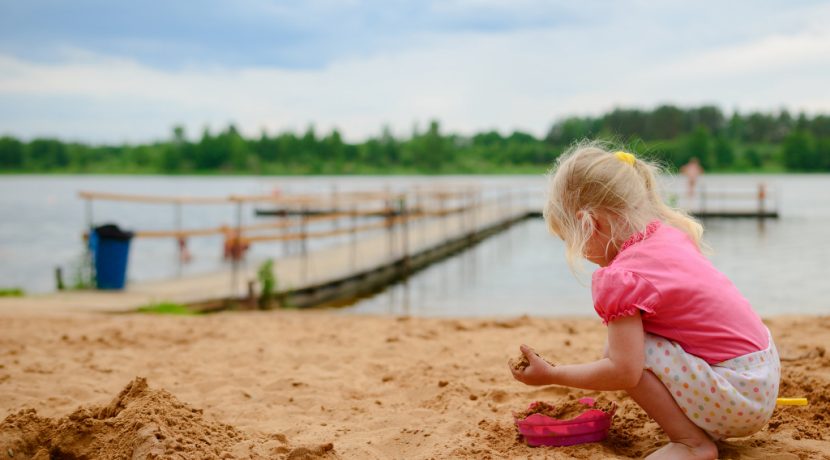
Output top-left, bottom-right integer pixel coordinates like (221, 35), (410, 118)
(509, 349), (556, 373)
(1, 311), (828, 459)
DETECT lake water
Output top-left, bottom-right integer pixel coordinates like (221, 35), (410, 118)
(1, 174), (828, 316)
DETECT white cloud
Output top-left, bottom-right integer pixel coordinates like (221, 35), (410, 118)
(1, 2), (829, 143)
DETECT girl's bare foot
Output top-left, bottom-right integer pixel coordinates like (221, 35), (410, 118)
(646, 439), (718, 460)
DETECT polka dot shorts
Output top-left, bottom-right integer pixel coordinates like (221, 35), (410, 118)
(644, 330), (780, 439)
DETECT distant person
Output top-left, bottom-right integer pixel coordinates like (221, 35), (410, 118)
(510, 142), (778, 460)
(177, 236), (192, 264)
(680, 157), (704, 197)
(222, 228), (250, 261)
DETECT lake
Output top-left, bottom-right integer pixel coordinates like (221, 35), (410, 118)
(1, 174), (828, 316)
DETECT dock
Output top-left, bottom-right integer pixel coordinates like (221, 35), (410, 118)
(679, 183), (779, 219)
(0, 185), (537, 313)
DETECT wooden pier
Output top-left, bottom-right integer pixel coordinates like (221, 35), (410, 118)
(679, 183), (779, 219)
(0, 185), (536, 313)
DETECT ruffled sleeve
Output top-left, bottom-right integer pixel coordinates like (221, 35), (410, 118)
(591, 268), (661, 325)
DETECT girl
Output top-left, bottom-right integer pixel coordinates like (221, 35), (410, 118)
(510, 141), (779, 460)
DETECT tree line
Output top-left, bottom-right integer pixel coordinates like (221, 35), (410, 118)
(1, 105), (829, 174)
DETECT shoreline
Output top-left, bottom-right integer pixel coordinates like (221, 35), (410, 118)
(1, 311), (828, 459)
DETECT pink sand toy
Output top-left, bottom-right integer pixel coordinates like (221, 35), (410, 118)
(514, 397), (617, 447)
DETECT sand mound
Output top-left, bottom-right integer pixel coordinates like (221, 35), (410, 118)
(0, 377), (337, 460)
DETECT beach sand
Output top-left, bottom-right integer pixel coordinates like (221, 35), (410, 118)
(1, 311), (828, 459)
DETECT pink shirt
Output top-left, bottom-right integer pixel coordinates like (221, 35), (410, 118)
(592, 221), (768, 364)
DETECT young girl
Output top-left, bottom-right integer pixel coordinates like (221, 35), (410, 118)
(510, 141), (780, 460)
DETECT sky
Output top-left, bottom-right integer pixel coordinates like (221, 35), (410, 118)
(1, 0), (829, 144)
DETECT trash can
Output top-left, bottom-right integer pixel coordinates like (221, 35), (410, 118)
(93, 224), (134, 290)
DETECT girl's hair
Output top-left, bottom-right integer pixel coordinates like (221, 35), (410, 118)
(543, 139), (704, 272)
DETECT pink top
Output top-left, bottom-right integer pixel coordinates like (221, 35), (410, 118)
(592, 221), (768, 364)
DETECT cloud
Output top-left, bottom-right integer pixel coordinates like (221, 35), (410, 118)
(1, 1), (829, 142)
(0, 0), (575, 70)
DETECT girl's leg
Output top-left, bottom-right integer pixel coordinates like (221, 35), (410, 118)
(627, 370), (718, 460)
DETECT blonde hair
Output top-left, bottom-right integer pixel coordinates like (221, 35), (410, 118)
(543, 139), (704, 272)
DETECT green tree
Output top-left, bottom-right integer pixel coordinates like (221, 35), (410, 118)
(648, 105), (685, 139)
(28, 138), (69, 169)
(816, 138), (830, 170)
(254, 131), (279, 164)
(195, 128), (225, 170)
(603, 109), (647, 139)
(0, 136), (24, 169)
(546, 117), (595, 146)
(408, 120), (447, 171)
(685, 126), (714, 169)
(743, 147), (762, 169)
(713, 136), (735, 168)
(322, 129), (346, 167)
(690, 106), (724, 135)
(225, 125), (249, 171)
(160, 126), (187, 172)
(782, 130), (817, 170)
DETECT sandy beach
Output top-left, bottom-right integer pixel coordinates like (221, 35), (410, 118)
(1, 310), (828, 459)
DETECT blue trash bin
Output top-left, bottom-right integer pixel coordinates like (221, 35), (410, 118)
(93, 224), (134, 290)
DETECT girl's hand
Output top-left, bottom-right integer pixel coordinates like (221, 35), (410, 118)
(509, 344), (556, 386)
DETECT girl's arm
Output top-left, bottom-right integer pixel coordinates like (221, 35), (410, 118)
(510, 312), (645, 390)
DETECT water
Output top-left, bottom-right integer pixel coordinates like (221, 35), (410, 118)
(339, 174), (830, 317)
(1, 174), (828, 316)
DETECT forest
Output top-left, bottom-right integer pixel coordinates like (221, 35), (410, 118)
(1, 105), (829, 174)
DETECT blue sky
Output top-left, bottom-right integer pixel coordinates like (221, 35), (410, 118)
(1, 0), (829, 143)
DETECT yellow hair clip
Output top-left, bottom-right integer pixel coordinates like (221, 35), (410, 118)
(614, 151), (636, 166)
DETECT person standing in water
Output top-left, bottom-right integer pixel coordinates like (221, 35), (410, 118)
(680, 157), (704, 197)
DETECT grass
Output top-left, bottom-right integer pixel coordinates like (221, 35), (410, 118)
(0, 287), (24, 297)
(136, 302), (198, 315)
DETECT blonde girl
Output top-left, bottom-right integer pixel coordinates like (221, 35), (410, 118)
(510, 140), (779, 460)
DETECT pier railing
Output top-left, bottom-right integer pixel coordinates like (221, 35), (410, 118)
(78, 185), (536, 306)
(674, 183), (779, 219)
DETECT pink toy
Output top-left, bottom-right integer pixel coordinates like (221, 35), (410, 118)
(514, 398), (617, 447)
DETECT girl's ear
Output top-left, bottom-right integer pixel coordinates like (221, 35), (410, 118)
(576, 209), (597, 234)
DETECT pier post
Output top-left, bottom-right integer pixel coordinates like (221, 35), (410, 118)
(475, 188), (481, 235)
(415, 185), (424, 251)
(400, 195), (410, 273)
(84, 197), (94, 287)
(247, 280), (256, 310)
(301, 204), (308, 284)
(282, 207), (290, 257)
(385, 187), (394, 261)
(758, 183), (767, 216)
(350, 204), (357, 270)
(440, 192), (447, 240)
(54, 267), (65, 291)
(85, 199), (93, 232)
(174, 201), (182, 276)
(230, 200), (242, 300)
(331, 184), (339, 232)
